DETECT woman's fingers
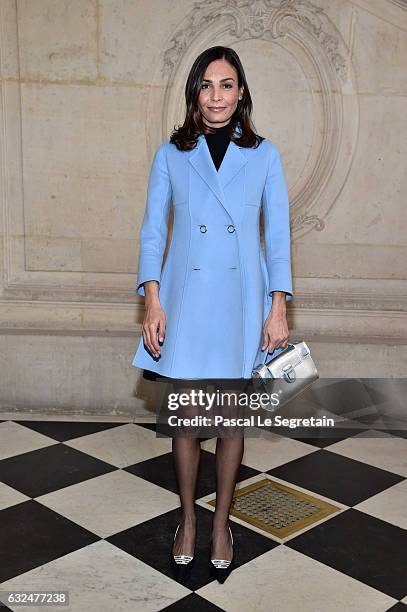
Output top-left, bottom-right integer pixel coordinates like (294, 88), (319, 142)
(144, 326), (159, 357)
(149, 322), (161, 355)
(158, 316), (166, 343)
(266, 337), (287, 353)
(143, 307), (166, 358)
(142, 324), (155, 357)
(267, 338), (279, 354)
(261, 327), (271, 351)
(262, 315), (289, 353)
(262, 330), (279, 354)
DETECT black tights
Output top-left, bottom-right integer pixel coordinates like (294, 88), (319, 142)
(170, 379), (247, 558)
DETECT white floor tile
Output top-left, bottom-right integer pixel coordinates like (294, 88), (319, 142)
(354, 479), (407, 529)
(197, 545), (396, 612)
(36, 470), (179, 538)
(0, 421), (58, 460)
(64, 423), (172, 468)
(326, 430), (407, 477)
(0, 540), (190, 611)
(0, 482), (30, 511)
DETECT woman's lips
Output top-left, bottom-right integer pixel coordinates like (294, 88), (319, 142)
(208, 107), (226, 111)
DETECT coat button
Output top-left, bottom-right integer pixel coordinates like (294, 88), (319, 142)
(227, 224), (235, 233)
(199, 224), (207, 233)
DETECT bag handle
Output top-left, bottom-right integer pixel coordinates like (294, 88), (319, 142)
(261, 342), (296, 364)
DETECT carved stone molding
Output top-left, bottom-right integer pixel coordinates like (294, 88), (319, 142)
(148, 0), (359, 239)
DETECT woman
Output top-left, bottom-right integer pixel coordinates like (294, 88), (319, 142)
(132, 46), (294, 583)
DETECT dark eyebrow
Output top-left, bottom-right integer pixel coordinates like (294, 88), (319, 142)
(202, 77), (235, 83)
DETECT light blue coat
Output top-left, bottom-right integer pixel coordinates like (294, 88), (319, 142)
(132, 124), (294, 379)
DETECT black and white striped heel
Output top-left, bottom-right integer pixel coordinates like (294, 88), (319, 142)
(170, 523), (196, 581)
(210, 524), (235, 583)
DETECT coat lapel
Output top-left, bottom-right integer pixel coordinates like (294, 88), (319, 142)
(188, 125), (247, 221)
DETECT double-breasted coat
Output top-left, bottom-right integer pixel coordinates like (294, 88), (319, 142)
(132, 123), (294, 379)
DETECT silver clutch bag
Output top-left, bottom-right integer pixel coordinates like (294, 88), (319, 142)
(251, 341), (319, 413)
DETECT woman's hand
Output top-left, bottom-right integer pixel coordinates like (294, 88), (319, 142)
(261, 291), (289, 354)
(142, 281), (166, 358)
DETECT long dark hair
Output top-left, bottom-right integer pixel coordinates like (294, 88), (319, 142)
(170, 46), (264, 151)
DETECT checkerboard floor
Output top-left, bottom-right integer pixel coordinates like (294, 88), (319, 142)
(1, 382), (407, 611)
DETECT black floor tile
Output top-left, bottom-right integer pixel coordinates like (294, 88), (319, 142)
(385, 603), (407, 611)
(106, 505), (279, 591)
(0, 444), (117, 498)
(160, 593), (226, 611)
(124, 449), (260, 497)
(134, 422), (157, 433)
(288, 427), (366, 448)
(15, 420), (125, 442)
(286, 508), (407, 600)
(267, 448), (404, 506)
(379, 429), (407, 439)
(123, 452), (177, 493)
(0, 500), (100, 582)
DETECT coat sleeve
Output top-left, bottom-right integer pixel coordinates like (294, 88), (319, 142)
(261, 142), (294, 302)
(135, 141), (172, 297)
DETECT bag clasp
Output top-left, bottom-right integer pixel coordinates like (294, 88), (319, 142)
(282, 363), (296, 382)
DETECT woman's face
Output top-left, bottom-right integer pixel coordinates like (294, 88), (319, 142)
(198, 59), (243, 130)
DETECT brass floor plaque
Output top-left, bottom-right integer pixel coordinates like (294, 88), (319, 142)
(207, 478), (341, 539)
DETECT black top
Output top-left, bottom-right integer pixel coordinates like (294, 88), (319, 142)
(203, 122), (231, 171)
(142, 124), (231, 381)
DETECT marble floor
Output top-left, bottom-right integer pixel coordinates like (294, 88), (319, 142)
(0, 380), (406, 612)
